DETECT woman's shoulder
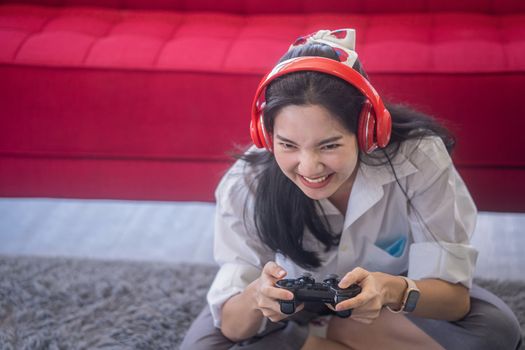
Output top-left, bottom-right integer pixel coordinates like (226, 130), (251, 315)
(397, 135), (452, 173)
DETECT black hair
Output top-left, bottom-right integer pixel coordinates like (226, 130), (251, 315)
(237, 43), (455, 269)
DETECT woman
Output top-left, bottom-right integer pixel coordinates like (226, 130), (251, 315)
(182, 29), (521, 350)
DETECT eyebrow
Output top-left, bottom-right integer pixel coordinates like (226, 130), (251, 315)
(275, 135), (343, 146)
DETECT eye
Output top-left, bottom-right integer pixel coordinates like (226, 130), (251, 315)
(279, 142), (296, 150)
(321, 144), (341, 150)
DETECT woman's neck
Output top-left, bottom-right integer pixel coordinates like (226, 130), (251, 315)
(328, 166), (358, 216)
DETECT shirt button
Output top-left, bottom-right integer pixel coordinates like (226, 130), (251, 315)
(340, 244), (348, 252)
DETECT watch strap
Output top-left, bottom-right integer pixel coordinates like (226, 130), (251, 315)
(386, 276), (420, 314)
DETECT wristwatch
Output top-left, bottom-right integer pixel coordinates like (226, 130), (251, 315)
(386, 276), (420, 313)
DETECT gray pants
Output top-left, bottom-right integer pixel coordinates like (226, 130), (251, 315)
(181, 284), (522, 350)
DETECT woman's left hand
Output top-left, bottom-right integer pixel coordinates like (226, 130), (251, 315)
(333, 267), (393, 324)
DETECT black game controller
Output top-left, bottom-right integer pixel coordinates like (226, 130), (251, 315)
(276, 273), (362, 318)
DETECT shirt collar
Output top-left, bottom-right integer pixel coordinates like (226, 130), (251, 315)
(316, 151), (419, 228)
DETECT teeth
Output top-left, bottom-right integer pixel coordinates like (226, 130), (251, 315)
(303, 175), (328, 183)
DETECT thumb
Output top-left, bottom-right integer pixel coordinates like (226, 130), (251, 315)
(263, 261), (287, 279)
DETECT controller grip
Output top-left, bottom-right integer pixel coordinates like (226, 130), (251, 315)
(336, 309), (352, 318)
(334, 292), (357, 318)
(279, 300), (296, 314)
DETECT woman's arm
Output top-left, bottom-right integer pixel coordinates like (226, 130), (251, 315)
(209, 160), (279, 340)
(335, 268), (470, 324)
(220, 262), (296, 342)
(375, 272), (470, 321)
(371, 138), (473, 321)
(220, 280), (265, 342)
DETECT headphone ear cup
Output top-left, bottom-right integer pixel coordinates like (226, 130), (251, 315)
(257, 113), (268, 148)
(257, 115), (272, 151)
(375, 108), (392, 148)
(251, 100), (273, 151)
(358, 100), (378, 154)
(250, 116), (264, 148)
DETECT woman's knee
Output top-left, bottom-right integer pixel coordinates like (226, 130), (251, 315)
(325, 312), (382, 347)
(462, 300), (522, 349)
(482, 308), (521, 349)
(327, 310), (445, 350)
(180, 306), (234, 350)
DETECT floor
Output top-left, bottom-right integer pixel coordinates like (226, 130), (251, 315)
(0, 198), (524, 281)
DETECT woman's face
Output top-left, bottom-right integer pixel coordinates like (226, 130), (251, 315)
(272, 104), (359, 205)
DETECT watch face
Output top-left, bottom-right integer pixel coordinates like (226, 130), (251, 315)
(404, 290), (420, 313)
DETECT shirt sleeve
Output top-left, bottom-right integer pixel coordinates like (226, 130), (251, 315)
(206, 160), (274, 328)
(404, 138), (479, 288)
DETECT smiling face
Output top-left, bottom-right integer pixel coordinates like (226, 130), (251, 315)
(272, 104), (359, 210)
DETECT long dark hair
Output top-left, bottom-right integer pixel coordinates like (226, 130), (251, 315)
(238, 43), (455, 269)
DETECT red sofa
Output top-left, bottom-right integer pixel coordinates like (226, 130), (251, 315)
(1, 0), (524, 212)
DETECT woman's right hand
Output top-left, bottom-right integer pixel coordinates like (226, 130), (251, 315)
(252, 261), (303, 322)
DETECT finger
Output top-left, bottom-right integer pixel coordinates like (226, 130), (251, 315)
(325, 303), (336, 312)
(259, 306), (287, 322)
(258, 294), (291, 311)
(293, 303), (305, 314)
(351, 316), (374, 325)
(259, 302), (303, 320)
(348, 305), (381, 319)
(335, 290), (374, 311)
(263, 261), (287, 280)
(267, 314), (287, 323)
(260, 284), (294, 301)
(339, 267), (370, 288)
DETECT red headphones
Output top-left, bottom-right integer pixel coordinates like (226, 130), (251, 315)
(250, 56), (392, 154)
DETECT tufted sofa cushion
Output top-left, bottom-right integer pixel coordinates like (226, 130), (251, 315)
(2, 5), (524, 73)
(1, 1), (524, 211)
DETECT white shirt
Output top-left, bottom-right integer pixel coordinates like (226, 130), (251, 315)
(207, 137), (478, 328)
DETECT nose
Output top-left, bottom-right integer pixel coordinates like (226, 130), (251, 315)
(297, 150), (324, 176)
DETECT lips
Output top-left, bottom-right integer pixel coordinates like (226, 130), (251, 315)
(299, 173), (334, 189)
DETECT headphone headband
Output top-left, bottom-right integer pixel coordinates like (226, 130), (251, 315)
(250, 56), (392, 152)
